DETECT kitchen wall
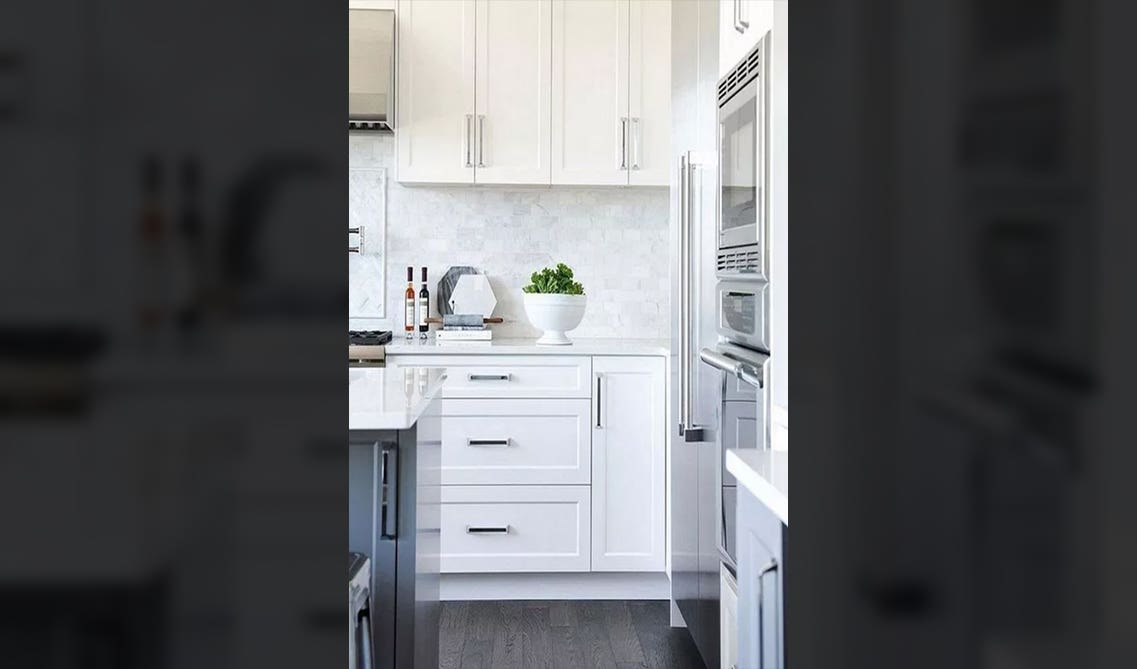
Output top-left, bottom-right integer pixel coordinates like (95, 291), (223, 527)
(348, 134), (670, 339)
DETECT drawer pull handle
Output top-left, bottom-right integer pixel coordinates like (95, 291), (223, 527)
(465, 525), (510, 534)
(468, 373), (512, 382)
(466, 438), (511, 447)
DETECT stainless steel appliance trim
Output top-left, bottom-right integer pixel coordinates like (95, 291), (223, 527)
(465, 525), (510, 534)
(477, 114), (486, 167)
(464, 114), (473, 167)
(348, 8), (395, 131)
(700, 345), (768, 389)
(466, 438), (511, 447)
(716, 279), (770, 351)
(468, 372), (511, 381)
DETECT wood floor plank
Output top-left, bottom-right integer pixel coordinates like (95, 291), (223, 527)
(459, 601), (498, 669)
(439, 601), (469, 669)
(490, 601), (524, 669)
(550, 623), (587, 669)
(520, 605), (552, 669)
(548, 600), (576, 627)
(602, 601), (649, 665)
(574, 602), (619, 669)
(627, 601), (707, 669)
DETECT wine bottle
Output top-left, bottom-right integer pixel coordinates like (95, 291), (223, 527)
(418, 267), (430, 338)
(404, 266), (415, 339)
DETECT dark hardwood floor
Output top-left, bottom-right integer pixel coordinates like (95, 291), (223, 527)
(438, 600), (707, 669)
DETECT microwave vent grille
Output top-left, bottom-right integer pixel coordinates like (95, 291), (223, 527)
(718, 41), (763, 104)
(717, 249), (762, 274)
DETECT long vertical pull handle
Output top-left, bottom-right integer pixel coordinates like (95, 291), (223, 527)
(379, 446), (398, 539)
(477, 115), (486, 167)
(619, 117), (628, 169)
(737, 0), (750, 30)
(463, 114), (473, 167)
(630, 118), (641, 170)
(734, 0), (745, 33)
(595, 374), (602, 428)
(678, 153), (704, 441)
(757, 558), (778, 668)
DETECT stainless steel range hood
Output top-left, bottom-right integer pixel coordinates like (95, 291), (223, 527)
(349, 8), (394, 132)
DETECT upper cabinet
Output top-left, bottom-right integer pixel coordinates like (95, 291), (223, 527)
(398, 0), (669, 186)
(396, 0), (475, 183)
(552, 0), (670, 186)
(720, 0), (780, 76)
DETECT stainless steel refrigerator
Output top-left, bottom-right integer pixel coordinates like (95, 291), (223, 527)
(669, 1), (724, 665)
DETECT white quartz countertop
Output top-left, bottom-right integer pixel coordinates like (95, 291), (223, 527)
(349, 366), (446, 430)
(725, 449), (788, 525)
(386, 336), (669, 357)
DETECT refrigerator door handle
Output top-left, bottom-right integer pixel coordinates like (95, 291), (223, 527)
(678, 152), (706, 442)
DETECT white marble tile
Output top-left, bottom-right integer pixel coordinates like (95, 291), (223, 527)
(348, 135), (670, 338)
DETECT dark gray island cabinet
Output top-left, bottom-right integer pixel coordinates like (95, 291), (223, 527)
(349, 367), (445, 669)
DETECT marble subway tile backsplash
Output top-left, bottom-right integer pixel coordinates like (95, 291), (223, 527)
(349, 134), (670, 339)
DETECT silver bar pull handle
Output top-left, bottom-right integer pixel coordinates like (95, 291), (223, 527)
(630, 117), (641, 170)
(757, 558), (778, 666)
(619, 117), (628, 169)
(466, 438), (511, 447)
(467, 373), (511, 382)
(464, 114), (473, 167)
(737, 0), (750, 30)
(595, 374), (602, 428)
(477, 114), (486, 167)
(379, 445), (398, 540)
(465, 525), (510, 534)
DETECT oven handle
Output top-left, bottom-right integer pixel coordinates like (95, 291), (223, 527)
(700, 346), (766, 389)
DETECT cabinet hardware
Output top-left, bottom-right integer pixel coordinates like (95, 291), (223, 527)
(466, 438), (511, 447)
(630, 117), (641, 170)
(757, 558), (778, 667)
(465, 525), (510, 534)
(738, 0), (750, 30)
(464, 114), (473, 167)
(468, 373), (511, 381)
(619, 117), (628, 169)
(595, 374), (603, 428)
(477, 114), (486, 167)
(379, 445), (398, 539)
(348, 226), (363, 254)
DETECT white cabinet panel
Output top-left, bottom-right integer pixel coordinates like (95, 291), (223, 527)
(439, 485), (591, 573)
(591, 356), (666, 571)
(551, 0), (629, 185)
(387, 354), (593, 398)
(396, 0), (476, 183)
(436, 398), (592, 484)
(720, 1), (777, 77)
(474, 0), (552, 184)
(627, 0), (671, 186)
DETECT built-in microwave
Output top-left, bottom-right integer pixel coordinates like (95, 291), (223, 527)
(717, 32), (771, 281)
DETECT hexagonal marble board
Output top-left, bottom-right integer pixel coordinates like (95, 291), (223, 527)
(448, 274), (498, 318)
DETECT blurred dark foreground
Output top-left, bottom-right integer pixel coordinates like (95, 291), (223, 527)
(0, 0), (1135, 668)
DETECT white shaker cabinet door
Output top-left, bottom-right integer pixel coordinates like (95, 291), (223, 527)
(473, 0), (552, 184)
(551, 0), (629, 185)
(627, 0), (671, 186)
(396, 0), (476, 183)
(591, 356), (666, 571)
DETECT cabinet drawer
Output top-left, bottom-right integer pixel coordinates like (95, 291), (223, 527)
(388, 355), (592, 398)
(438, 485), (591, 573)
(438, 399), (592, 485)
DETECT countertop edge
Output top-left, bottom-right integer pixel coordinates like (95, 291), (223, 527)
(725, 449), (789, 526)
(348, 367), (447, 431)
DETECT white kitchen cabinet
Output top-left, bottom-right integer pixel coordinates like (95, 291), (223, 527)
(720, 564), (740, 669)
(473, 0), (552, 184)
(552, 0), (670, 186)
(396, 0), (476, 183)
(720, 0), (779, 77)
(591, 356), (666, 571)
(627, 0), (671, 186)
(551, 0), (629, 185)
(385, 354), (593, 398)
(439, 485), (591, 573)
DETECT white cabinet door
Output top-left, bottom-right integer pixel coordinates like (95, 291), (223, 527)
(396, 0), (475, 183)
(474, 0), (552, 184)
(591, 356), (666, 571)
(551, 0), (629, 185)
(627, 0), (670, 186)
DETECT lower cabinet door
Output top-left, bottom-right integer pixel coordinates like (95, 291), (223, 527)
(438, 485), (591, 573)
(591, 356), (666, 571)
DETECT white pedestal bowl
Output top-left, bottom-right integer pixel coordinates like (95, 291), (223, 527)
(523, 293), (587, 345)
